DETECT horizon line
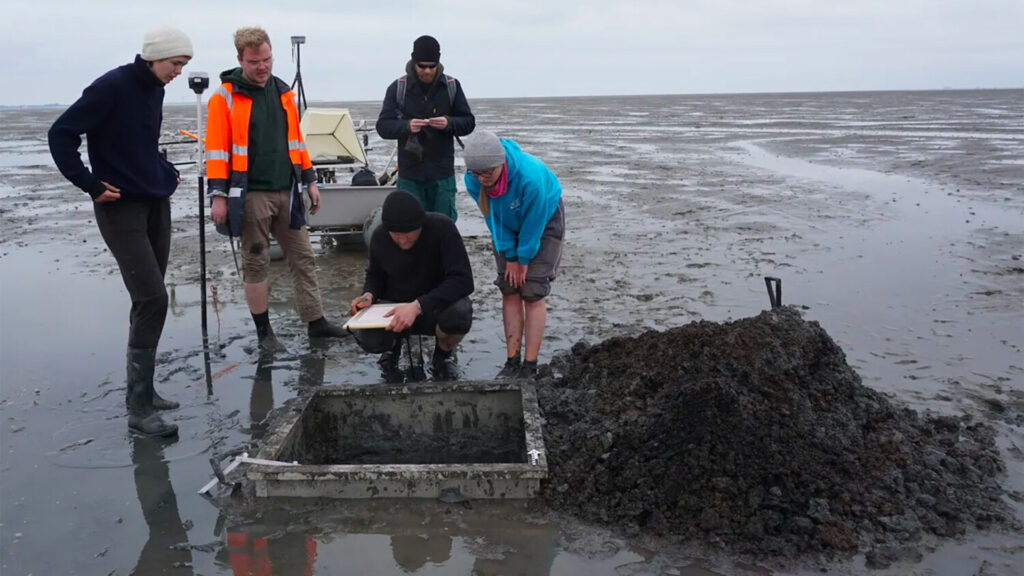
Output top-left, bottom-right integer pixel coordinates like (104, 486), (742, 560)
(5, 86), (1023, 109)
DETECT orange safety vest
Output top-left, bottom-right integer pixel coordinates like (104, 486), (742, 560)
(206, 77), (315, 236)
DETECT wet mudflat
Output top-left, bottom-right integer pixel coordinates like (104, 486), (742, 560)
(1, 89), (1022, 575)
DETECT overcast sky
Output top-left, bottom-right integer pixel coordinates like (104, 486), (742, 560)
(1, 0), (1021, 107)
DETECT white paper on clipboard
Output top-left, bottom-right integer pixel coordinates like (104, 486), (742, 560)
(342, 303), (404, 330)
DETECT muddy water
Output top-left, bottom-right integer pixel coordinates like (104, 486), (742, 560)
(1, 90), (1022, 575)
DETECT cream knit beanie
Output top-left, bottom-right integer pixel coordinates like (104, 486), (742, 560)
(141, 26), (193, 61)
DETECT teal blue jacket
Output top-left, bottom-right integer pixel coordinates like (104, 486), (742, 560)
(464, 139), (561, 266)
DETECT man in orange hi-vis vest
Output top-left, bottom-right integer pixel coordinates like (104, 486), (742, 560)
(206, 27), (345, 352)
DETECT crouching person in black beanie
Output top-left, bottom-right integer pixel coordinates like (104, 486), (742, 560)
(350, 191), (474, 381)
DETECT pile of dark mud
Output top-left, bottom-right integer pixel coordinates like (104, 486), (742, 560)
(536, 308), (1016, 564)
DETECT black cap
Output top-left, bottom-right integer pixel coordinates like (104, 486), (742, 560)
(381, 190), (426, 232)
(411, 35), (440, 62)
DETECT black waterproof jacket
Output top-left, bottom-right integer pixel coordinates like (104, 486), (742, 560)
(364, 213), (474, 315)
(376, 62), (475, 181)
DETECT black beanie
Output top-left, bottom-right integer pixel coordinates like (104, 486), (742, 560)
(411, 35), (441, 62)
(381, 190), (426, 232)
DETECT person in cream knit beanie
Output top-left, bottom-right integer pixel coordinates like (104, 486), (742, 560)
(141, 25), (193, 61)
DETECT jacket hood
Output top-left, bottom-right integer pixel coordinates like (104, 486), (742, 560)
(220, 67), (262, 90)
(501, 138), (524, 172)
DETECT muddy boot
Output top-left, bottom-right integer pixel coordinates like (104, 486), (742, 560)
(151, 354), (179, 411)
(308, 317), (346, 339)
(431, 345), (460, 381)
(518, 360), (538, 380)
(254, 311), (288, 354)
(258, 325), (289, 355)
(496, 354), (522, 380)
(126, 347), (178, 438)
(378, 338), (404, 383)
(124, 369), (178, 411)
(151, 390), (180, 411)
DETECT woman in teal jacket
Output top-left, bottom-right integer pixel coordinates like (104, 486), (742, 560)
(463, 130), (565, 379)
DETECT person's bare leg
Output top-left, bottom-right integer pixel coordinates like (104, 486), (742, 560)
(244, 280), (269, 314)
(523, 298), (547, 362)
(502, 293), (524, 358)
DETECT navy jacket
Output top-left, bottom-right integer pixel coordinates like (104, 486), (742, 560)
(48, 55), (179, 199)
(364, 213), (474, 315)
(376, 62), (475, 181)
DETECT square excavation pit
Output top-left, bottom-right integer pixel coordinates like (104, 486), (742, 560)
(249, 381), (548, 499)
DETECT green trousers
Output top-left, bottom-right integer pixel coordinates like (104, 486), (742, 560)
(395, 176), (458, 222)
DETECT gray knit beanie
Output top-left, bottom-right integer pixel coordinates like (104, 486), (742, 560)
(141, 26), (193, 61)
(463, 130), (506, 172)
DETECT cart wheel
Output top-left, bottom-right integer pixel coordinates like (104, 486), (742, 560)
(320, 234), (336, 250)
(362, 206), (383, 250)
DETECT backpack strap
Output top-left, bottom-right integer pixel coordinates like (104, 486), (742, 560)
(399, 75), (457, 108)
(445, 76), (457, 106)
(444, 76), (464, 149)
(396, 76), (407, 115)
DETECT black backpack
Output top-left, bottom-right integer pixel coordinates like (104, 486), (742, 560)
(351, 166), (377, 186)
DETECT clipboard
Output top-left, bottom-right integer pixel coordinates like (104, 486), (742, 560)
(343, 303), (404, 330)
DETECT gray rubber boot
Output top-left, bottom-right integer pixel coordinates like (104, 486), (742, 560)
(126, 347), (178, 437)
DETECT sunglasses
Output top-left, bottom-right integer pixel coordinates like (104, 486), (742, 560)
(415, 62), (438, 70)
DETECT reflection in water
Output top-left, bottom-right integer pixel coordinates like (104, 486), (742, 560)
(382, 503), (561, 575)
(235, 342), (563, 575)
(298, 340), (329, 389)
(222, 530), (317, 576)
(390, 512), (451, 571)
(130, 435), (193, 574)
(251, 340), (329, 440)
(218, 343), (330, 575)
(215, 500), (563, 575)
(249, 352), (275, 441)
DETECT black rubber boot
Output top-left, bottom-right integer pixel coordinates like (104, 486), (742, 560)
(431, 344), (460, 381)
(152, 376), (179, 411)
(496, 354), (522, 380)
(378, 338), (404, 383)
(308, 317), (346, 339)
(124, 364), (178, 411)
(126, 347), (178, 438)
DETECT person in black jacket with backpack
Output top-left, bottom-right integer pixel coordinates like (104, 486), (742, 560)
(376, 35), (475, 222)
